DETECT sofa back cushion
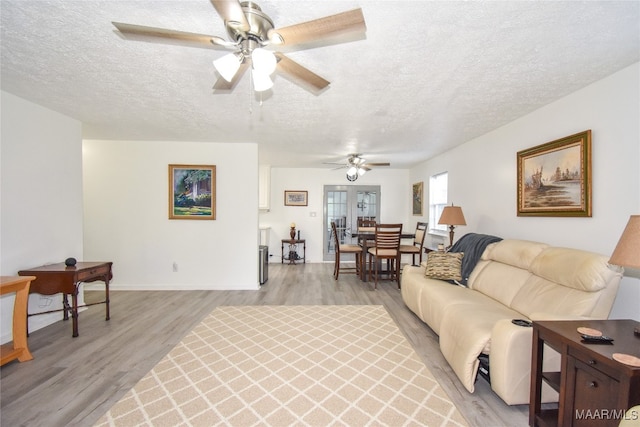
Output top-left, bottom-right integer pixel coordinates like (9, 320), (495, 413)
(468, 240), (548, 307)
(468, 260), (533, 308)
(529, 247), (615, 292)
(481, 239), (548, 269)
(511, 247), (622, 318)
(468, 240), (622, 319)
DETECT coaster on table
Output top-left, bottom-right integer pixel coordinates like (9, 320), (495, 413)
(612, 353), (640, 367)
(577, 327), (602, 337)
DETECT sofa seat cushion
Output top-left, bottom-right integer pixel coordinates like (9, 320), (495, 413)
(402, 265), (496, 335)
(439, 301), (524, 393)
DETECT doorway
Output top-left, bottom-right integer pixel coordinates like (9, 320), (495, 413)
(323, 185), (381, 261)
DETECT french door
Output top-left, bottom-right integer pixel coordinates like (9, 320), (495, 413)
(323, 185), (381, 261)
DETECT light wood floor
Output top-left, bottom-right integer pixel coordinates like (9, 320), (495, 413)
(1, 263), (531, 427)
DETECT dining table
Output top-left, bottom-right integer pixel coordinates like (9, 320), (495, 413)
(351, 231), (415, 282)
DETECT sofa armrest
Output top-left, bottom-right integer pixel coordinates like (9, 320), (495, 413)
(490, 318), (560, 405)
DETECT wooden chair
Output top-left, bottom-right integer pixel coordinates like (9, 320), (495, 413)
(356, 218), (377, 279)
(357, 218), (376, 233)
(399, 222), (428, 266)
(357, 218), (376, 248)
(367, 223), (403, 289)
(331, 221), (361, 280)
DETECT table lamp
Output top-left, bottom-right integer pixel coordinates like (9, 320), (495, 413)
(438, 204), (466, 248)
(608, 214), (640, 338)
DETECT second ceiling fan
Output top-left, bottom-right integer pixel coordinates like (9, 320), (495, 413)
(325, 154), (391, 181)
(112, 0), (367, 95)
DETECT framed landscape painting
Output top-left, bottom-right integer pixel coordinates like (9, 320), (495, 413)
(284, 190), (308, 206)
(517, 130), (591, 217)
(169, 164), (216, 220)
(412, 181), (423, 215)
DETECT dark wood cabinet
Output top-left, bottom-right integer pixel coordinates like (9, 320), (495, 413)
(530, 319), (640, 427)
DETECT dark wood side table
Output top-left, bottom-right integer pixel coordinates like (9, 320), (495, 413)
(281, 239), (306, 264)
(530, 319), (640, 427)
(0, 276), (35, 365)
(18, 262), (113, 337)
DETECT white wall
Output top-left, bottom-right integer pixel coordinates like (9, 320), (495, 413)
(259, 168), (411, 263)
(410, 63), (640, 320)
(1, 91), (84, 342)
(83, 140), (259, 290)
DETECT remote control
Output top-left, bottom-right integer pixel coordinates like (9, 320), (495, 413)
(512, 319), (532, 327)
(581, 334), (614, 344)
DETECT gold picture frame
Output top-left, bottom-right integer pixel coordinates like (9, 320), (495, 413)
(517, 130), (591, 217)
(169, 164), (216, 220)
(284, 190), (308, 206)
(412, 181), (423, 216)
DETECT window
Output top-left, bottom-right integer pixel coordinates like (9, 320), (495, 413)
(429, 172), (448, 233)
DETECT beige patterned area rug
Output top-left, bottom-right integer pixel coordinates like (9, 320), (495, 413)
(95, 305), (468, 426)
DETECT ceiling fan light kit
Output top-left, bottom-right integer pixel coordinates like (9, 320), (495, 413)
(326, 154), (389, 182)
(251, 68), (273, 91)
(112, 0), (366, 96)
(213, 52), (243, 82)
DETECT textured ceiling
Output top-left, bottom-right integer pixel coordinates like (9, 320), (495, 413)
(1, 1), (639, 168)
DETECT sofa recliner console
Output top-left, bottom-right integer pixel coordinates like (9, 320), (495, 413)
(401, 237), (623, 405)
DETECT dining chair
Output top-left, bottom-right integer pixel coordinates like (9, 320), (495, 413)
(331, 221), (362, 280)
(399, 221), (428, 266)
(357, 218), (376, 233)
(356, 218), (376, 279)
(367, 223), (403, 289)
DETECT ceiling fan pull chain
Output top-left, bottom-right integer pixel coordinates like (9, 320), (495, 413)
(248, 68), (253, 115)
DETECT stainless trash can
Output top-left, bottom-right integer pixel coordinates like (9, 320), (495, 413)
(259, 245), (268, 284)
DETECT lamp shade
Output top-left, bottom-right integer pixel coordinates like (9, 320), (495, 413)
(252, 69), (273, 92)
(609, 215), (640, 269)
(251, 48), (277, 75)
(213, 53), (242, 82)
(438, 205), (467, 226)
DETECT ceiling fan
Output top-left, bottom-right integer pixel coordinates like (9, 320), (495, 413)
(324, 154), (391, 181)
(112, 1), (366, 95)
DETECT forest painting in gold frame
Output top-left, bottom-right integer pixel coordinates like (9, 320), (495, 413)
(517, 130), (591, 217)
(169, 164), (216, 220)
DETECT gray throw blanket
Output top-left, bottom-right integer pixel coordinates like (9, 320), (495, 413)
(449, 233), (503, 286)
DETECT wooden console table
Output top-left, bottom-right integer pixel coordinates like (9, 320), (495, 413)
(18, 262), (113, 338)
(281, 239), (306, 264)
(0, 276), (35, 366)
(530, 319), (640, 427)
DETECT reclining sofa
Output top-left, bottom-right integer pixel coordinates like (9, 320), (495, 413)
(401, 235), (623, 405)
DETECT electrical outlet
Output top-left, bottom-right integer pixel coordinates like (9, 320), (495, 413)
(172, 262), (178, 272)
(38, 296), (53, 308)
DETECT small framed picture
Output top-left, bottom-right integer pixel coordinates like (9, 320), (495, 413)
(412, 181), (423, 216)
(517, 130), (591, 217)
(169, 164), (216, 220)
(284, 190), (308, 206)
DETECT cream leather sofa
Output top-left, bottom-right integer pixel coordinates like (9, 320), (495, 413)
(401, 238), (623, 405)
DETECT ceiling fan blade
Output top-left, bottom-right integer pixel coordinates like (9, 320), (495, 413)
(269, 8), (366, 48)
(366, 162), (391, 167)
(212, 61), (249, 91)
(274, 53), (329, 94)
(112, 22), (229, 49)
(210, 0), (250, 32)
